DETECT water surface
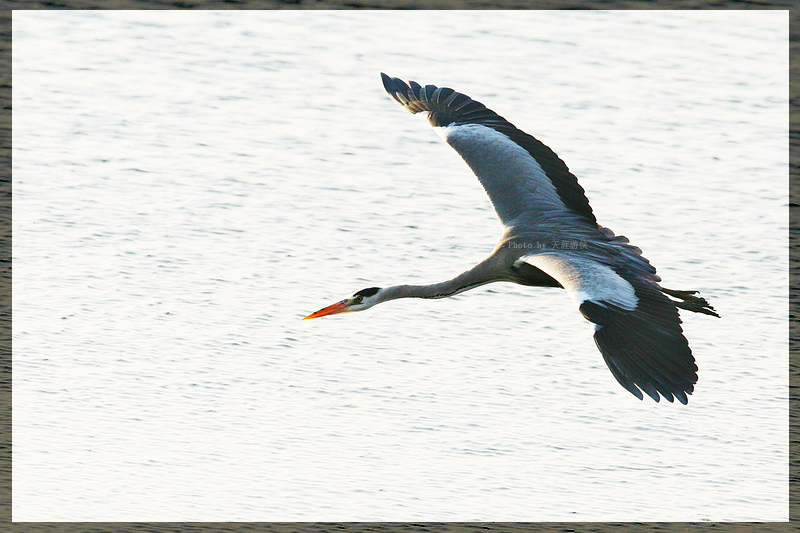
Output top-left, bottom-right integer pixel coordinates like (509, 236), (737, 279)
(12, 10), (788, 521)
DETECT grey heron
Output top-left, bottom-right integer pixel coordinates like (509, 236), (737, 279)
(305, 73), (719, 404)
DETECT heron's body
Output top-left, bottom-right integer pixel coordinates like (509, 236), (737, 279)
(305, 74), (718, 405)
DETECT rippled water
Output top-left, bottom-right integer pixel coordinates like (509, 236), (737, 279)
(12, 10), (788, 521)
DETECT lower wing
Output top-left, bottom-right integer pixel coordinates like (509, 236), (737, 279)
(519, 252), (698, 404)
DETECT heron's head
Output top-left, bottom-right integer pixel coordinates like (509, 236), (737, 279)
(303, 287), (383, 319)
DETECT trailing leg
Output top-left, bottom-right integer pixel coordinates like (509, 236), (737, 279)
(662, 288), (720, 318)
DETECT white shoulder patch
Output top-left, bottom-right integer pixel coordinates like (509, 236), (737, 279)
(432, 123), (454, 142)
(520, 253), (638, 311)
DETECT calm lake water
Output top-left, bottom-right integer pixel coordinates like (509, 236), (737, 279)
(12, 10), (788, 521)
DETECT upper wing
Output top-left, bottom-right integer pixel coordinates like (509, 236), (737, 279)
(520, 252), (698, 404)
(381, 73), (597, 227)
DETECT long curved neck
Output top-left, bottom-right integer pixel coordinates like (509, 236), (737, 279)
(379, 257), (502, 303)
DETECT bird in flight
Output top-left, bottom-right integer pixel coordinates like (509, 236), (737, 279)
(305, 73), (719, 404)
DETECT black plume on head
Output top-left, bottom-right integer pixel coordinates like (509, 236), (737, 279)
(354, 287), (381, 297)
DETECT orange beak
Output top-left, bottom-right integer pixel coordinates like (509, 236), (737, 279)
(303, 299), (351, 320)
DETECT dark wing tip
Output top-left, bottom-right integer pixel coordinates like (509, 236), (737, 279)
(581, 286), (698, 406)
(378, 74), (504, 130)
(380, 72), (392, 93)
(380, 72), (399, 96)
(380, 72), (409, 107)
(380, 73), (430, 115)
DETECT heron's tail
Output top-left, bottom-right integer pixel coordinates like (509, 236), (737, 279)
(662, 288), (720, 318)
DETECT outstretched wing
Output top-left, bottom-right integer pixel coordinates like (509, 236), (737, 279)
(381, 73), (597, 227)
(520, 252), (698, 404)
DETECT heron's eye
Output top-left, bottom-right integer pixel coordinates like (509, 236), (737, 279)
(351, 296), (363, 304)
